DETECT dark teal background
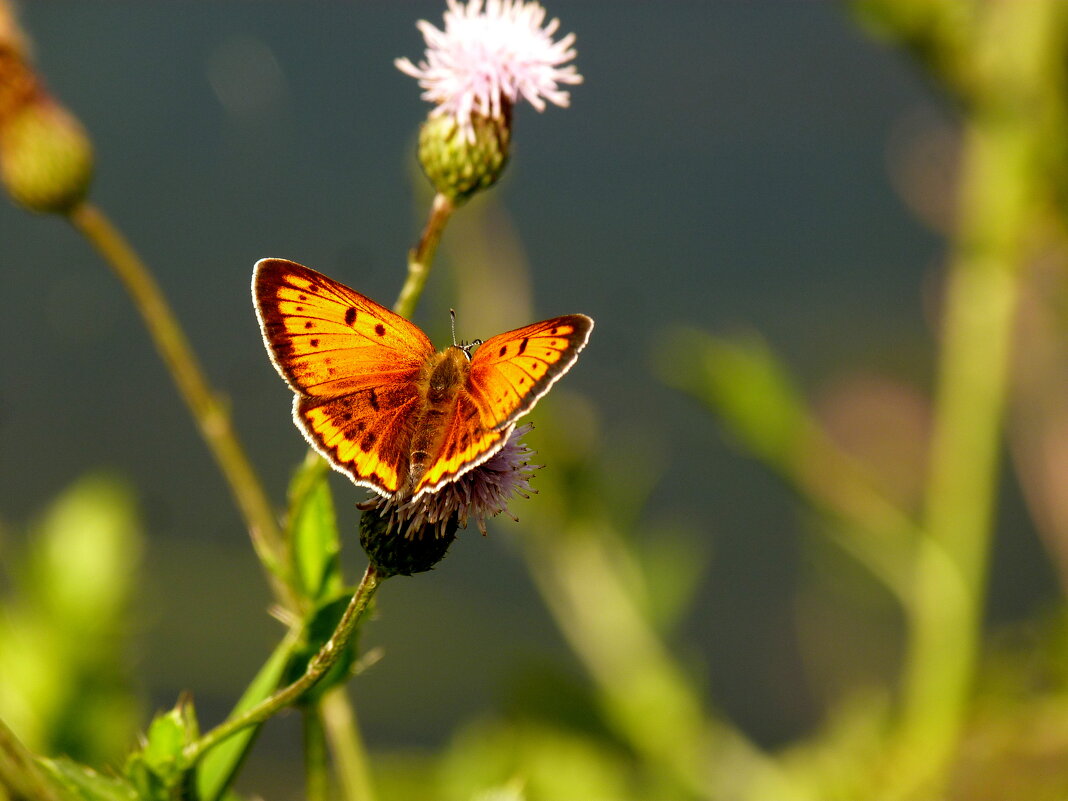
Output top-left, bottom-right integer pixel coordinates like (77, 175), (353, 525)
(1, 3), (1052, 796)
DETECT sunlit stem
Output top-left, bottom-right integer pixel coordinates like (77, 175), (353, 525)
(393, 192), (455, 319)
(183, 564), (381, 766)
(322, 687), (378, 801)
(525, 527), (794, 800)
(67, 201), (294, 608)
(891, 2), (1055, 796)
(303, 705), (329, 801)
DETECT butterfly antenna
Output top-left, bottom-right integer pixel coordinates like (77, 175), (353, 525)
(450, 308), (458, 346)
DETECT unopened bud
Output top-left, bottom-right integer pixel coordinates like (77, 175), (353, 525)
(417, 110), (510, 204)
(1, 97), (93, 214)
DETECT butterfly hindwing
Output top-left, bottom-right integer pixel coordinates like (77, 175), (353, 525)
(467, 314), (594, 430)
(410, 392), (514, 497)
(297, 385), (420, 495)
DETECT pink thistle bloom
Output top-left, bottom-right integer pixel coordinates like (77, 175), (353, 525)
(396, 0), (582, 141)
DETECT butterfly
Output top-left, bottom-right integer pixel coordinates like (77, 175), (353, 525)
(253, 258), (593, 502)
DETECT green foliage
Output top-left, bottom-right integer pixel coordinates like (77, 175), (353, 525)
(287, 453), (343, 605)
(123, 702), (198, 801)
(0, 475), (142, 767)
(36, 758), (138, 801)
(659, 329), (809, 465)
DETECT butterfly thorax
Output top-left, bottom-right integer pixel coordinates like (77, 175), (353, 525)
(406, 346), (472, 494)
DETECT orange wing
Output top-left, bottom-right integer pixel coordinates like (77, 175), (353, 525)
(466, 314), (594, 430)
(410, 395), (514, 500)
(409, 314), (594, 500)
(253, 258), (435, 495)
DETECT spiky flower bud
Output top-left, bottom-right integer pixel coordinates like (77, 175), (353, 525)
(417, 109), (510, 203)
(359, 506), (459, 577)
(1, 97), (93, 214)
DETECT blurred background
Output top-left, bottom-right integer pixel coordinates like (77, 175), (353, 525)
(1, 2), (1063, 800)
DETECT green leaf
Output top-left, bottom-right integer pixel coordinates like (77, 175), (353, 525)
(36, 757), (137, 801)
(0, 717), (76, 801)
(124, 699), (198, 801)
(0, 475), (144, 767)
(287, 454), (343, 604)
(658, 330), (809, 465)
(195, 634), (297, 801)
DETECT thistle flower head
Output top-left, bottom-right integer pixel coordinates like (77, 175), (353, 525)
(358, 425), (540, 576)
(396, 0), (582, 142)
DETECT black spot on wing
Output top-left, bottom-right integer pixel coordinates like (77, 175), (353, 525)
(375, 323), (386, 337)
(345, 307), (357, 326)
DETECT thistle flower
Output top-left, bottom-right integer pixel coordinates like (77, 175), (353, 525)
(395, 0), (582, 143)
(359, 425), (540, 576)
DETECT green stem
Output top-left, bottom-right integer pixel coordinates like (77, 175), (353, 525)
(0, 717), (65, 801)
(525, 527), (794, 800)
(67, 201), (293, 607)
(183, 564), (381, 766)
(393, 192), (454, 318)
(304, 705), (330, 801)
(891, 3), (1056, 795)
(321, 687), (377, 801)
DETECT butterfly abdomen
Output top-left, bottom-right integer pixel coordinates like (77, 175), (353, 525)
(406, 347), (472, 494)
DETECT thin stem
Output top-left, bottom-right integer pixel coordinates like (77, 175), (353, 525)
(525, 527), (794, 800)
(303, 705), (330, 801)
(393, 192), (455, 319)
(0, 717), (65, 801)
(66, 201), (293, 607)
(322, 687), (377, 801)
(890, 2), (1056, 795)
(183, 563), (381, 766)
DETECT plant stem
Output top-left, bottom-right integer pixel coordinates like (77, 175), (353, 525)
(890, 2), (1056, 795)
(525, 527), (795, 800)
(393, 192), (454, 318)
(322, 687), (377, 801)
(304, 705), (330, 801)
(67, 201), (293, 606)
(183, 563), (381, 766)
(0, 717), (65, 801)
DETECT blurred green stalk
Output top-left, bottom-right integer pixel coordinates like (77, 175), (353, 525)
(890, 2), (1059, 796)
(67, 202), (294, 609)
(304, 706), (329, 801)
(321, 688), (377, 801)
(525, 527), (800, 800)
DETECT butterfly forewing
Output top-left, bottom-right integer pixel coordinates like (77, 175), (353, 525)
(467, 314), (594, 430)
(254, 259), (434, 397)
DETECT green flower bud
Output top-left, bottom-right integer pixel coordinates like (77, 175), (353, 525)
(1, 97), (93, 214)
(417, 110), (510, 204)
(359, 505), (458, 578)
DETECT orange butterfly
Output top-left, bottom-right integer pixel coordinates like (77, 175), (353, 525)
(253, 258), (593, 502)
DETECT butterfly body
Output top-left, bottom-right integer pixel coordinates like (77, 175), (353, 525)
(254, 259), (592, 501)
